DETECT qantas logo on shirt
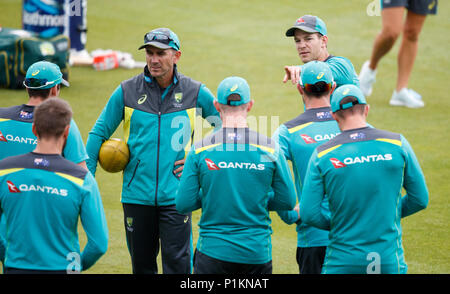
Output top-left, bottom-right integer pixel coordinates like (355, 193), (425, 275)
(300, 134), (317, 144)
(205, 158), (265, 171)
(6, 181), (68, 197)
(205, 158), (220, 170)
(330, 158), (346, 169)
(7, 181), (21, 193)
(330, 154), (393, 168)
(0, 131), (7, 142)
(301, 133), (339, 144)
(0, 132), (37, 145)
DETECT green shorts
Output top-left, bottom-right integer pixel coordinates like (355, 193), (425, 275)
(381, 0), (438, 15)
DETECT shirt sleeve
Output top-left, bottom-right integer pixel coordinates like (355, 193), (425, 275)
(400, 135), (429, 217)
(175, 149), (202, 214)
(79, 172), (108, 271)
(62, 119), (89, 164)
(272, 126), (298, 224)
(85, 85), (125, 176)
(326, 56), (360, 87)
(268, 146), (296, 211)
(300, 151), (330, 230)
(196, 84), (222, 129)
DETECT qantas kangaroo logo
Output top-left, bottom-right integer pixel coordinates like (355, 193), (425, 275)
(330, 158), (347, 169)
(7, 181), (21, 193)
(300, 134), (317, 144)
(205, 158), (220, 170)
(0, 131), (7, 142)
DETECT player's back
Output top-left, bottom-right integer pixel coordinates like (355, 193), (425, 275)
(0, 105), (37, 159)
(191, 127), (293, 264)
(314, 126), (409, 273)
(0, 152), (89, 271)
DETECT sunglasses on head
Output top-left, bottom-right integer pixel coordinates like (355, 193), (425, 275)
(24, 78), (56, 89)
(145, 32), (179, 50)
(302, 81), (332, 94)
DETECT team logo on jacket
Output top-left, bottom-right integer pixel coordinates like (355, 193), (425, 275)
(7, 181), (21, 193)
(173, 92), (183, 108)
(330, 158), (346, 169)
(174, 93), (183, 103)
(301, 134), (317, 144)
(205, 158), (220, 170)
(0, 131), (7, 142)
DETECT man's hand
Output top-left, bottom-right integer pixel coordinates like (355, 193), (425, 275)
(294, 203), (300, 221)
(173, 159), (185, 178)
(283, 65), (302, 85)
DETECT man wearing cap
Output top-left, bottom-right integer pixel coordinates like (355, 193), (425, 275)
(0, 61), (89, 268)
(86, 28), (221, 274)
(300, 84), (428, 274)
(273, 61), (340, 274)
(0, 97), (108, 274)
(176, 77), (296, 274)
(0, 61), (87, 167)
(283, 15), (359, 91)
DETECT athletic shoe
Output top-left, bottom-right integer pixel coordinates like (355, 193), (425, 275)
(408, 88), (422, 100)
(389, 88), (424, 108)
(358, 60), (376, 97)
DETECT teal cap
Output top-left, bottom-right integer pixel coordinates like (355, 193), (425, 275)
(300, 60), (333, 87)
(331, 84), (367, 113)
(24, 61), (69, 89)
(286, 15), (327, 37)
(139, 28), (180, 51)
(217, 76), (251, 106)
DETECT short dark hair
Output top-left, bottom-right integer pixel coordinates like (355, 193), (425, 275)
(34, 97), (72, 139)
(26, 84), (60, 100)
(334, 96), (366, 119)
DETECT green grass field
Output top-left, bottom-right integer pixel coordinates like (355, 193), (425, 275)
(0, 0), (449, 274)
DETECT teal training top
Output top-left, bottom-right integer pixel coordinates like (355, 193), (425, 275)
(0, 104), (88, 163)
(273, 107), (340, 248)
(323, 55), (360, 89)
(176, 127), (296, 264)
(0, 152), (108, 271)
(300, 127), (428, 274)
(0, 104), (89, 262)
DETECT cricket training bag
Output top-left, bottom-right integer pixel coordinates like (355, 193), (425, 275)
(0, 28), (69, 89)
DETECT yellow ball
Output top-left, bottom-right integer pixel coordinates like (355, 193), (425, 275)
(98, 138), (130, 173)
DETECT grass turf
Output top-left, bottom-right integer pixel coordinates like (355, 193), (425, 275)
(0, 0), (448, 274)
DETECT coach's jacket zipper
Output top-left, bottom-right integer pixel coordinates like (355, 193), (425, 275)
(155, 111), (161, 206)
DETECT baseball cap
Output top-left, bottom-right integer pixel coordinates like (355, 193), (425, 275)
(216, 76), (251, 106)
(138, 28), (180, 51)
(285, 15), (327, 37)
(331, 84), (367, 113)
(23, 61), (69, 89)
(300, 61), (333, 88)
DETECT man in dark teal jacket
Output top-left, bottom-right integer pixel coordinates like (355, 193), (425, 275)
(86, 28), (220, 274)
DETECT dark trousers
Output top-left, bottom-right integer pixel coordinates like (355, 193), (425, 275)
(296, 246), (327, 274)
(122, 203), (192, 274)
(194, 249), (272, 274)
